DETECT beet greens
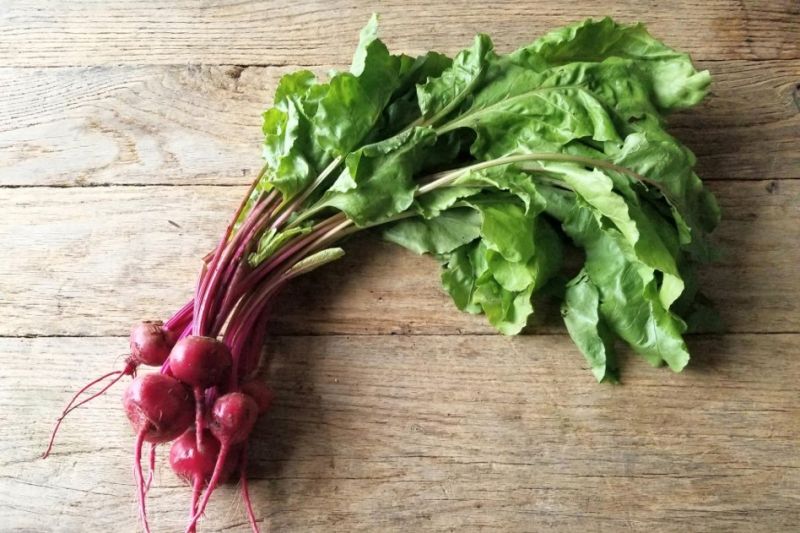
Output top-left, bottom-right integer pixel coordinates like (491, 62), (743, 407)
(46, 16), (719, 532)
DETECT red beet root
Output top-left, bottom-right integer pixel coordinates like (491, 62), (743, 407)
(123, 374), (194, 444)
(170, 429), (223, 484)
(130, 321), (178, 366)
(186, 393), (259, 532)
(169, 335), (232, 388)
(169, 335), (233, 452)
(170, 428), (239, 531)
(209, 392), (259, 446)
(123, 373), (193, 533)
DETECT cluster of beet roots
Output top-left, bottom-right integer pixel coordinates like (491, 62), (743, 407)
(42, 159), (343, 532)
(44, 319), (273, 532)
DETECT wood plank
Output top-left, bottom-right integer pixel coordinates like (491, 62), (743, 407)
(0, 65), (271, 187)
(670, 59), (800, 180)
(0, 180), (797, 337)
(1, 334), (797, 531)
(1, 60), (798, 187)
(0, 1), (797, 67)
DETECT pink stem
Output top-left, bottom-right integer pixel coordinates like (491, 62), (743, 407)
(212, 264), (248, 335)
(209, 191), (286, 329)
(232, 214), (346, 307)
(227, 300), (271, 390)
(226, 276), (286, 364)
(210, 218), (335, 336)
(268, 195), (302, 230)
(222, 214), (350, 370)
(207, 197), (282, 337)
(240, 304), (271, 381)
(160, 322), (195, 375)
(164, 299), (194, 331)
(197, 186), (278, 336)
(239, 216), (350, 336)
(179, 321), (193, 340)
(192, 260), (208, 336)
(198, 170), (265, 297)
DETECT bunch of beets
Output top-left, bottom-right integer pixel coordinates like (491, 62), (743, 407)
(40, 14), (720, 532)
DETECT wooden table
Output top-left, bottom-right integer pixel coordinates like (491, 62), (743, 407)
(1, 2), (798, 531)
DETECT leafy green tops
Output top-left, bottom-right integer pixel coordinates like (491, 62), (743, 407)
(251, 16), (719, 382)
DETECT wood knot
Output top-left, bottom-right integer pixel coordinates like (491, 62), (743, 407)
(227, 65), (245, 80)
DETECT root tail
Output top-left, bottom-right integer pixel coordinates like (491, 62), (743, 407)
(134, 431), (152, 533)
(240, 443), (261, 533)
(185, 444), (229, 533)
(43, 367), (130, 458)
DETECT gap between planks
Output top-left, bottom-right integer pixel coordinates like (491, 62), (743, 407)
(2, 177), (800, 190)
(4, 57), (800, 69)
(2, 332), (798, 339)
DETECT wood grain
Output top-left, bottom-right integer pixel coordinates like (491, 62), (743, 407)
(1, 180), (797, 337)
(1, 334), (797, 532)
(1, 60), (798, 186)
(0, 65), (271, 187)
(0, 0), (798, 67)
(1, 3), (798, 532)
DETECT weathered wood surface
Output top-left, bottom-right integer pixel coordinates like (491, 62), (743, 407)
(2, 1), (799, 532)
(1, 0), (798, 66)
(1, 334), (798, 532)
(1, 60), (799, 186)
(1, 179), (798, 338)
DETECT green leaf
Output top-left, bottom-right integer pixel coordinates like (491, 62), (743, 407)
(473, 277), (534, 335)
(549, 189), (691, 371)
(247, 17), (719, 382)
(562, 271), (619, 383)
(537, 161), (685, 308)
(319, 126), (437, 225)
(382, 208), (481, 255)
(440, 85), (622, 158)
(261, 71), (327, 199)
(350, 14), (381, 76)
(285, 247), (346, 277)
(486, 252), (532, 292)
(260, 16), (405, 200)
(315, 16), (402, 155)
(453, 167), (546, 215)
(532, 60), (661, 122)
(414, 186), (482, 218)
(376, 51), (454, 138)
(416, 34), (494, 122)
(540, 162), (640, 244)
(426, 206), (561, 336)
(441, 244), (482, 313)
(625, 198), (684, 308)
(466, 194), (537, 263)
(509, 17), (711, 111)
(610, 129), (721, 261)
(248, 226), (312, 266)
(486, 217), (562, 293)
